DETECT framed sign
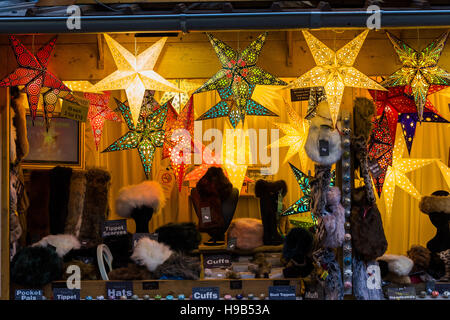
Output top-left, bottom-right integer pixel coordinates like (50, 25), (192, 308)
(22, 113), (85, 170)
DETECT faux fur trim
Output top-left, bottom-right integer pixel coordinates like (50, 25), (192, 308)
(10, 107), (17, 163)
(116, 181), (166, 218)
(32, 234), (81, 258)
(377, 254), (413, 276)
(419, 195), (450, 214)
(11, 92), (29, 162)
(131, 238), (173, 272)
(64, 171), (87, 237)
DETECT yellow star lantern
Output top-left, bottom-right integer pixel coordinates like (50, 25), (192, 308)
(268, 100), (309, 169)
(64, 81), (98, 92)
(90, 34), (183, 126)
(223, 126), (253, 191)
(435, 160), (450, 189)
(159, 79), (204, 112)
(286, 30), (386, 126)
(382, 135), (434, 222)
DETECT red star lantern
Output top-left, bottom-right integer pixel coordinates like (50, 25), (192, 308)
(84, 91), (122, 150)
(369, 85), (448, 153)
(162, 96), (195, 191)
(0, 35), (70, 120)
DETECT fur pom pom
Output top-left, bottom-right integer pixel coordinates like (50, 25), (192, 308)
(32, 234), (81, 258)
(131, 238), (173, 272)
(377, 254), (413, 276)
(116, 181), (166, 218)
(419, 195), (450, 215)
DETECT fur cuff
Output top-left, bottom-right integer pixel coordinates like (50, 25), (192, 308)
(116, 181), (166, 218)
(32, 234), (81, 258)
(131, 238), (173, 272)
(419, 195), (450, 214)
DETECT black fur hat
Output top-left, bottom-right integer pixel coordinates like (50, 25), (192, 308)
(11, 246), (63, 287)
(282, 228), (314, 278)
(155, 222), (201, 253)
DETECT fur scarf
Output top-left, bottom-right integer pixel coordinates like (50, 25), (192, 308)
(313, 249), (344, 300)
(131, 238), (172, 272)
(116, 180), (166, 218)
(78, 168), (111, 247)
(419, 195), (450, 214)
(304, 101), (343, 165)
(32, 234), (81, 258)
(64, 171), (87, 237)
(321, 187), (345, 249)
(10, 89), (29, 164)
(48, 166), (73, 235)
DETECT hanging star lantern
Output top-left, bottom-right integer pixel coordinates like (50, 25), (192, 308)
(369, 85), (449, 153)
(102, 91), (169, 179)
(0, 35), (71, 120)
(223, 128), (252, 190)
(162, 96), (195, 191)
(159, 79), (203, 112)
(435, 160), (450, 189)
(368, 112), (395, 197)
(281, 163), (335, 229)
(382, 134), (434, 221)
(90, 34), (183, 127)
(194, 33), (286, 128)
(40, 88), (77, 130)
(381, 31), (450, 121)
(268, 101), (309, 169)
(84, 91), (123, 150)
(286, 30), (386, 127)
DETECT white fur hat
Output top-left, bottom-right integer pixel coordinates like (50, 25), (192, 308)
(377, 254), (414, 277)
(131, 238), (172, 272)
(32, 234), (81, 258)
(115, 180), (166, 218)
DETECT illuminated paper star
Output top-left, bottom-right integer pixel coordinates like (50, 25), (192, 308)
(268, 101), (309, 169)
(90, 34), (183, 126)
(382, 135), (434, 220)
(37, 87), (78, 130)
(102, 91), (169, 179)
(369, 85), (449, 153)
(159, 79), (203, 113)
(435, 160), (450, 189)
(287, 30), (386, 126)
(0, 35), (70, 120)
(281, 163), (335, 228)
(85, 91), (122, 150)
(163, 96), (195, 191)
(194, 33), (286, 128)
(382, 31), (450, 121)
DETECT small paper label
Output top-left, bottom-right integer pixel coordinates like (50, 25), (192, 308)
(61, 97), (89, 122)
(201, 207), (211, 223)
(387, 287), (416, 300)
(53, 288), (80, 300)
(156, 168), (175, 198)
(102, 219), (127, 238)
(319, 139), (330, 156)
(290, 88), (311, 102)
(368, 158), (382, 178)
(106, 281), (133, 299)
(192, 287), (220, 300)
(227, 237), (237, 250)
(269, 286), (296, 300)
(15, 289), (43, 300)
(203, 254), (232, 269)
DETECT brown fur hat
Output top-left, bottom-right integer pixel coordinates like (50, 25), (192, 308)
(227, 218), (264, 250)
(108, 263), (152, 280)
(419, 194), (450, 215)
(407, 245), (431, 272)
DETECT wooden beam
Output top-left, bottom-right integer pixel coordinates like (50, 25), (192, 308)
(96, 34), (104, 70)
(286, 30), (293, 67)
(36, 0), (275, 5)
(0, 87), (10, 300)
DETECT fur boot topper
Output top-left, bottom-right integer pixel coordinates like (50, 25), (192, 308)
(116, 181), (166, 218)
(32, 234), (81, 258)
(419, 194), (450, 215)
(131, 238), (172, 272)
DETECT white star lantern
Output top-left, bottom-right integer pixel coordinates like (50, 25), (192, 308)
(90, 34), (183, 126)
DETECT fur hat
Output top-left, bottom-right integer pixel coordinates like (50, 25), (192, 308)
(153, 252), (201, 280)
(131, 238), (172, 272)
(419, 192), (450, 215)
(407, 245), (431, 272)
(32, 234), (81, 258)
(227, 218), (264, 250)
(11, 246), (63, 287)
(155, 222), (201, 253)
(377, 254), (413, 277)
(304, 101), (343, 165)
(108, 263), (152, 280)
(116, 181), (166, 218)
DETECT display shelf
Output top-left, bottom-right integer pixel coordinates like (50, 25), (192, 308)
(39, 279), (308, 299)
(196, 244), (283, 255)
